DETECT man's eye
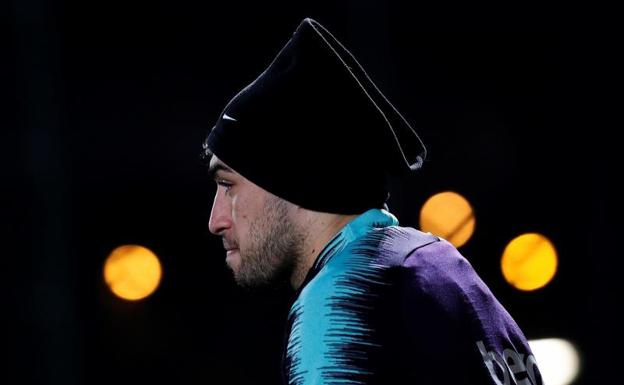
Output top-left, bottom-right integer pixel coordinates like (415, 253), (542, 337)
(217, 181), (233, 191)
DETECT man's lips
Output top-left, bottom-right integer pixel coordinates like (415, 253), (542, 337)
(223, 240), (238, 251)
(223, 239), (238, 256)
(226, 248), (239, 265)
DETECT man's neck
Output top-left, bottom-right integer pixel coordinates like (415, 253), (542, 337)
(290, 212), (358, 290)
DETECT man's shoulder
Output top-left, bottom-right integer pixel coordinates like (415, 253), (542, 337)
(375, 226), (484, 304)
(381, 225), (441, 251)
(301, 225), (475, 301)
(373, 225), (454, 266)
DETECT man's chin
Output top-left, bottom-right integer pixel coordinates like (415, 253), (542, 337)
(232, 269), (291, 292)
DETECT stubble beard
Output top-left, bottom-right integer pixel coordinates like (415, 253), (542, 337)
(233, 195), (305, 289)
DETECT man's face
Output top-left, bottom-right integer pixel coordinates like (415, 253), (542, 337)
(207, 156), (304, 288)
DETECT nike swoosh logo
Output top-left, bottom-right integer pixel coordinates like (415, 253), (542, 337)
(223, 113), (237, 122)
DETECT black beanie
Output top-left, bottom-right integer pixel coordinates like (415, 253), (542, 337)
(204, 18), (426, 214)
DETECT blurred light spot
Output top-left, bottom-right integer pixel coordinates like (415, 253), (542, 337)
(529, 338), (581, 385)
(501, 233), (557, 291)
(104, 245), (162, 301)
(419, 191), (475, 247)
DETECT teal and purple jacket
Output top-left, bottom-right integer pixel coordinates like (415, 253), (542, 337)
(282, 208), (542, 385)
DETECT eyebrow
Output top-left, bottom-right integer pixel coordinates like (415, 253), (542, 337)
(207, 163), (235, 181)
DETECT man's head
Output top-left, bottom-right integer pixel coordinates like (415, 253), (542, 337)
(203, 18), (427, 287)
(207, 156), (306, 288)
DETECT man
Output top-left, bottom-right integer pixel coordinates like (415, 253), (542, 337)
(204, 18), (542, 385)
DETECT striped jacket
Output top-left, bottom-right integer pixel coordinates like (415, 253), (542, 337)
(282, 208), (542, 385)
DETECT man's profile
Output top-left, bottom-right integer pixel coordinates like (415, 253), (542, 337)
(203, 18), (543, 385)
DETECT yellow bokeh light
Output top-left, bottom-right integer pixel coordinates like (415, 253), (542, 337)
(103, 245), (162, 301)
(501, 233), (558, 291)
(419, 191), (475, 247)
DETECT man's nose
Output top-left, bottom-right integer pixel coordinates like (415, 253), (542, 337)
(208, 190), (232, 235)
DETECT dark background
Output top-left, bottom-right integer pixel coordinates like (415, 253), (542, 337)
(3, 1), (616, 384)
